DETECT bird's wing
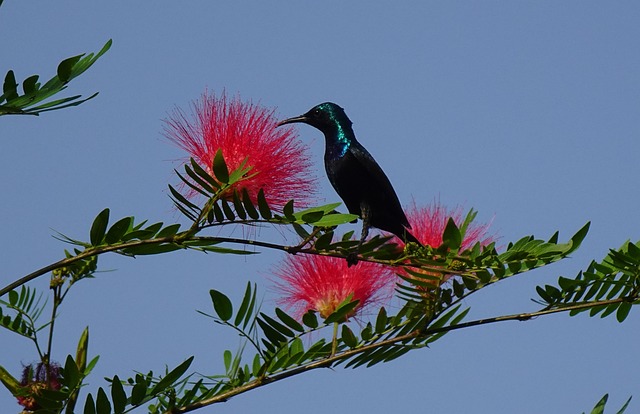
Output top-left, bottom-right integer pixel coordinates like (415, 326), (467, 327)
(349, 143), (399, 197)
(348, 142), (410, 228)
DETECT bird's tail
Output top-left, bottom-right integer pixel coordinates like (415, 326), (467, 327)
(402, 228), (422, 246)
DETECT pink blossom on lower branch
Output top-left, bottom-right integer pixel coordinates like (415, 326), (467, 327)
(16, 362), (61, 412)
(163, 91), (317, 209)
(273, 254), (396, 320)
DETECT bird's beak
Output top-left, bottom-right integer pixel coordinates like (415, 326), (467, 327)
(276, 114), (307, 127)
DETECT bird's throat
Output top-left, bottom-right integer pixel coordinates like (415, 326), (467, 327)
(325, 125), (353, 158)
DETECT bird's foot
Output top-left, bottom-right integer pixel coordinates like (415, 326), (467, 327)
(346, 252), (359, 267)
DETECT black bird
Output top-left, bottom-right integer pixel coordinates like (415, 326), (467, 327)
(277, 102), (420, 250)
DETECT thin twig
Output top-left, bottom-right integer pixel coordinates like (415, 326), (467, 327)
(167, 295), (638, 413)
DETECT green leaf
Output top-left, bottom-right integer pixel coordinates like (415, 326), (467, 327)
(325, 298), (360, 324)
(275, 308), (304, 332)
(314, 231), (334, 250)
(302, 310), (318, 328)
(588, 394), (608, 414)
(301, 210), (324, 223)
(90, 208), (110, 246)
(1, 40), (111, 116)
(184, 161), (217, 194)
(616, 302), (632, 322)
(269, 348), (290, 373)
(3, 70), (18, 101)
(95, 387), (111, 414)
(104, 217), (132, 244)
(0, 364), (21, 394)
(121, 243), (182, 256)
(8, 289), (18, 306)
(151, 356), (194, 394)
(212, 202), (225, 222)
(257, 189), (272, 219)
(85, 355), (100, 376)
(361, 323), (373, 342)
(130, 375), (147, 405)
(28, 94), (94, 113)
(283, 200), (295, 220)
(64, 355), (81, 389)
(375, 307), (388, 334)
(22, 75), (40, 95)
(568, 222), (591, 255)
(341, 325), (358, 348)
(544, 285), (562, 301)
(252, 354), (263, 378)
(292, 223), (310, 239)
(257, 317), (287, 345)
(223, 350), (232, 372)
(260, 312), (295, 337)
(234, 282), (256, 328)
(212, 149), (229, 184)
(290, 337), (304, 356)
(242, 188), (259, 220)
(627, 241), (640, 258)
(291, 202), (342, 224)
(557, 276), (580, 292)
(228, 157), (253, 183)
(615, 396), (633, 414)
(189, 158), (220, 189)
(449, 307), (470, 326)
(197, 245), (258, 255)
(600, 302), (619, 319)
(110, 376), (126, 414)
(178, 379), (204, 407)
(175, 169), (210, 200)
(168, 184), (200, 214)
(209, 290), (233, 321)
(536, 286), (554, 304)
(142, 222), (163, 237)
(312, 213), (359, 227)
(57, 54), (83, 83)
(221, 199), (236, 221)
(83, 393), (96, 414)
(75, 327), (89, 372)
(442, 218), (461, 250)
(232, 190), (247, 220)
(156, 223), (181, 238)
(429, 305), (463, 331)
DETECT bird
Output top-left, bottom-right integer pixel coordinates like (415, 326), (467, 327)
(277, 102), (421, 258)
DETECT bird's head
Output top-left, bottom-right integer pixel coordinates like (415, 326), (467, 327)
(277, 102), (352, 134)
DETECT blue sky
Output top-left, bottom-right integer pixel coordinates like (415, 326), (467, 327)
(1, 1), (640, 413)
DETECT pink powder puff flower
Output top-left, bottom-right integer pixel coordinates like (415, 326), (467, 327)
(273, 254), (396, 320)
(163, 91), (317, 210)
(401, 201), (496, 251)
(396, 201), (497, 289)
(16, 362), (62, 411)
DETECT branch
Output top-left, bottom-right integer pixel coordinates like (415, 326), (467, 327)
(0, 236), (176, 296)
(0, 233), (413, 297)
(167, 295), (639, 413)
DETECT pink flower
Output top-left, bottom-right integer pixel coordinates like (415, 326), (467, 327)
(17, 362), (62, 411)
(163, 91), (317, 210)
(273, 254), (396, 320)
(400, 201), (496, 250)
(397, 201), (497, 289)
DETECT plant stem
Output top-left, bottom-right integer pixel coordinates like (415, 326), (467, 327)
(44, 284), (61, 384)
(166, 294), (639, 414)
(331, 322), (339, 356)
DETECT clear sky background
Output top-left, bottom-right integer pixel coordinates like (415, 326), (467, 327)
(1, 2), (640, 413)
